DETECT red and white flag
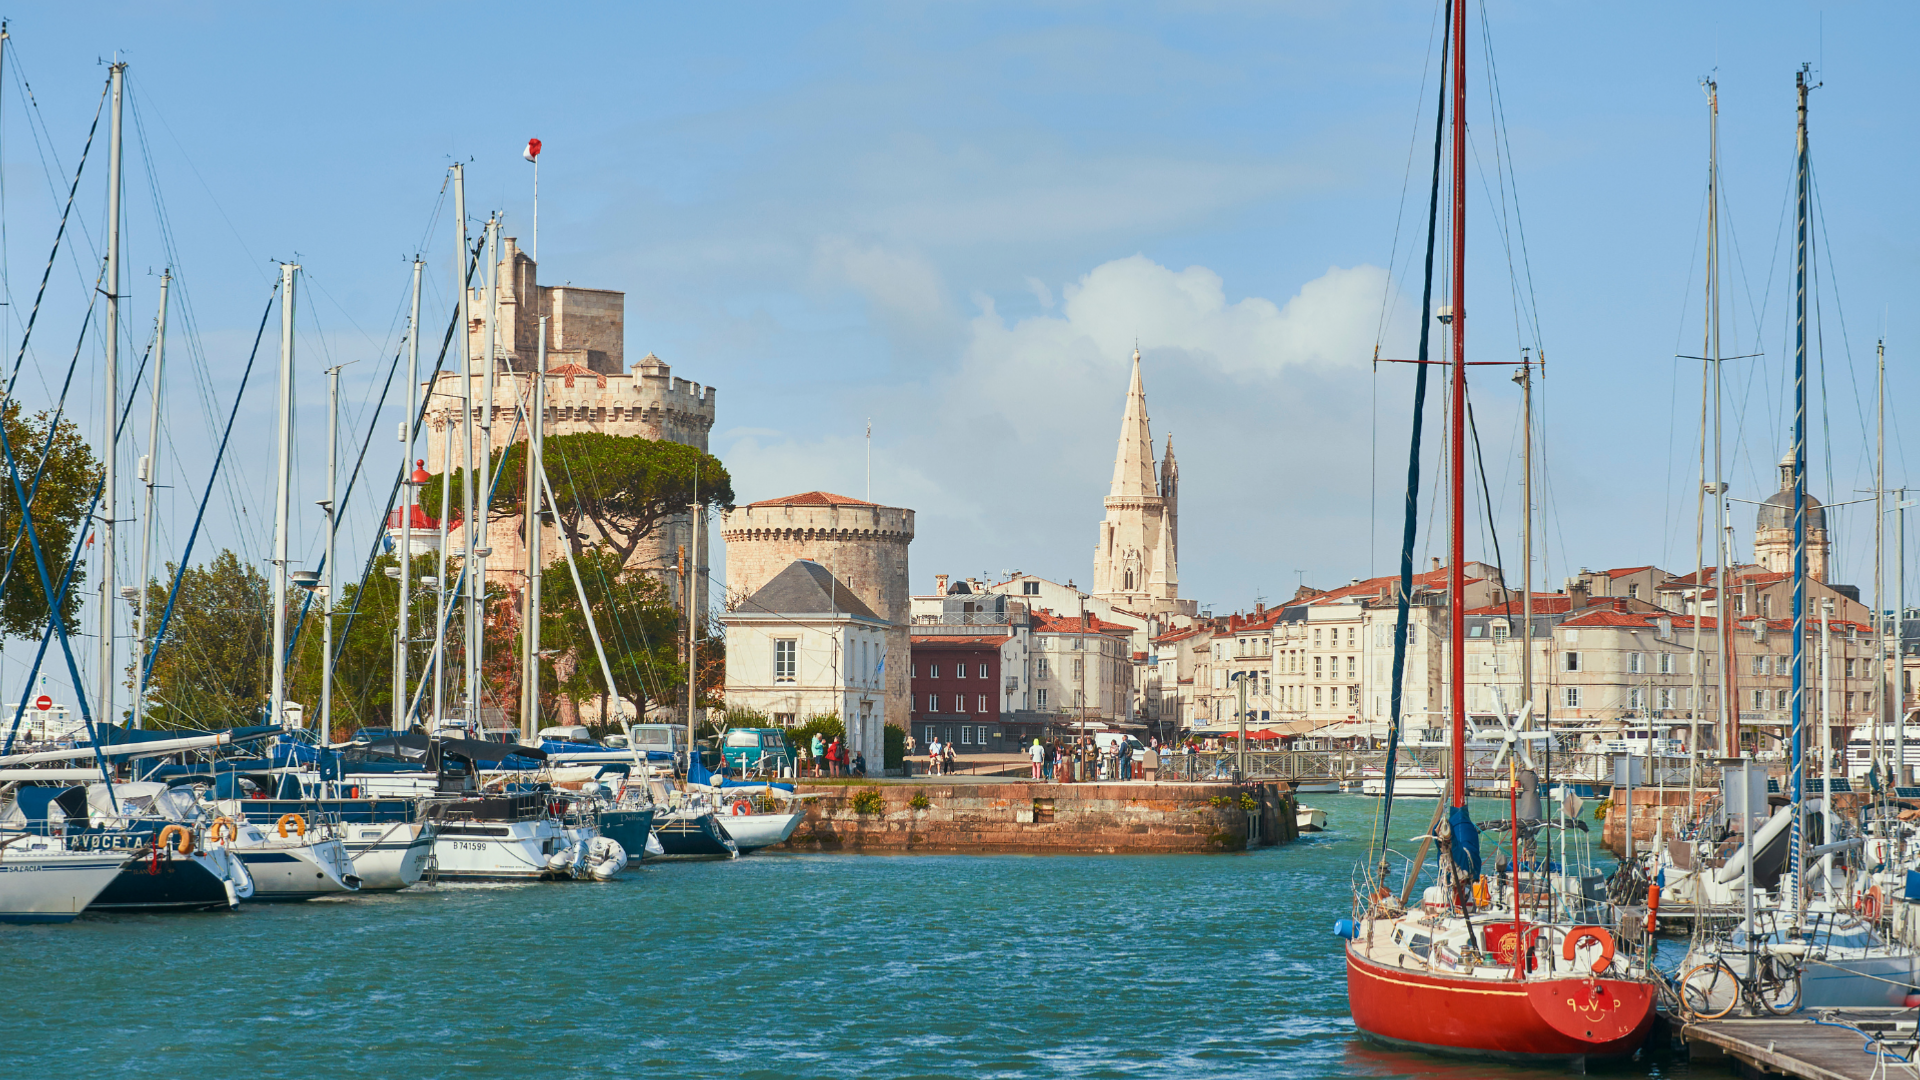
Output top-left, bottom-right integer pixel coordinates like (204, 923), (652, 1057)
(523, 138), (542, 163)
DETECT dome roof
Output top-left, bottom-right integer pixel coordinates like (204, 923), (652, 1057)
(1757, 488), (1825, 531)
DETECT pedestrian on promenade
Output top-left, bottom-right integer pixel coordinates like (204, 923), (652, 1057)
(828, 737), (843, 777)
(1119, 739), (1133, 781)
(851, 752), (867, 777)
(1029, 738), (1044, 780)
(1142, 744), (1158, 782)
(943, 741), (957, 776)
(928, 738), (942, 776)
(1043, 742), (1056, 782)
(903, 733), (916, 776)
(812, 732), (826, 776)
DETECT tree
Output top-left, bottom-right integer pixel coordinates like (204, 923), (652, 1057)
(140, 550), (270, 730)
(538, 546), (684, 725)
(424, 433), (734, 565)
(0, 400), (102, 638)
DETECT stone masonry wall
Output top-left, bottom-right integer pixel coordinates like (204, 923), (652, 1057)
(778, 781), (1297, 854)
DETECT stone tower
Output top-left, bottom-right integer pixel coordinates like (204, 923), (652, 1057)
(1754, 450), (1830, 582)
(719, 492), (914, 768)
(1091, 350), (1195, 616)
(420, 238), (718, 617)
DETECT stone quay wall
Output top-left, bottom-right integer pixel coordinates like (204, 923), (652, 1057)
(777, 781), (1297, 854)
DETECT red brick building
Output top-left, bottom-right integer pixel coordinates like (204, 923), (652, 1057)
(910, 634), (1004, 755)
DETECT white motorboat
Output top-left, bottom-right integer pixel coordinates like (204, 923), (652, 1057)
(422, 791), (597, 881)
(1296, 805), (1328, 832)
(0, 831), (129, 923)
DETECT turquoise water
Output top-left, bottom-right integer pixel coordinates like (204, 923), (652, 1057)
(4, 795), (1695, 1078)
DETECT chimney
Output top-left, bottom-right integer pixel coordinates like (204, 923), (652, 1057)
(1431, 557), (1442, 573)
(1254, 602), (1266, 618)
(968, 577), (984, 593)
(934, 574), (949, 594)
(1568, 580), (1590, 610)
(1081, 612), (1091, 629)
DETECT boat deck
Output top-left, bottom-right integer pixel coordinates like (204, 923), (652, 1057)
(1684, 1011), (1919, 1080)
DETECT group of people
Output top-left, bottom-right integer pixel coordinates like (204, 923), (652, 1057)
(907, 734), (960, 776)
(1025, 738), (1157, 783)
(798, 732), (865, 778)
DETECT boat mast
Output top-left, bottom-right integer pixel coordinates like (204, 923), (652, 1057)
(452, 164), (476, 732)
(1874, 339), (1885, 797)
(269, 261), (298, 729)
(131, 269), (167, 730)
(475, 213), (499, 731)
(97, 61), (124, 728)
(1446, 0), (1467, 809)
(1512, 357), (1533, 720)
(521, 316), (546, 741)
(1689, 79), (1716, 803)
(396, 258), (422, 731)
(1707, 79), (1736, 762)
(321, 364), (341, 740)
(1786, 66), (1811, 925)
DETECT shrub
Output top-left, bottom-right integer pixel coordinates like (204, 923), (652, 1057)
(1593, 797), (1613, 823)
(1239, 792), (1259, 812)
(908, 792), (930, 810)
(789, 714), (844, 752)
(1207, 794), (1231, 808)
(884, 723), (905, 769)
(850, 788), (886, 815)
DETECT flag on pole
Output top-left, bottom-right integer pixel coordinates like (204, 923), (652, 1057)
(523, 138), (542, 163)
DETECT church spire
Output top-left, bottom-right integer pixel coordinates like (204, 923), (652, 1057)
(1107, 347), (1158, 499)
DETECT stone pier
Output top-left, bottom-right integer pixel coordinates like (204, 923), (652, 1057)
(777, 781), (1297, 854)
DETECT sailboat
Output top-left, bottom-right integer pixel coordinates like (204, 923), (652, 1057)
(1339, 2), (1656, 1062)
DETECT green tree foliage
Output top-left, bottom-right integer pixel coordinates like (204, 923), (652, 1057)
(140, 550), (270, 730)
(538, 546), (683, 722)
(423, 433), (734, 566)
(0, 401), (102, 638)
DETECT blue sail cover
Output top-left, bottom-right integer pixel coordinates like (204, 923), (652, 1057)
(686, 754), (713, 787)
(1448, 805), (1482, 879)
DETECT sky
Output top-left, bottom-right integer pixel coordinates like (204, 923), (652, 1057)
(3, 2), (1919, 704)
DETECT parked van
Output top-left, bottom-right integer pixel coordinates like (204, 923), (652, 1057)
(721, 728), (794, 775)
(628, 724), (687, 769)
(1090, 731), (1149, 759)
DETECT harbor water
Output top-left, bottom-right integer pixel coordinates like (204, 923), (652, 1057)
(4, 794), (1694, 1078)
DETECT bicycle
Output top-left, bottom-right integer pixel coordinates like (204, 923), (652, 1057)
(1678, 949), (1803, 1020)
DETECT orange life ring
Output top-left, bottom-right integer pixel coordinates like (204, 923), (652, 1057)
(156, 823), (193, 855)
(1562, 925), (1615, 973)
(1857, 884), (1884, 921)
(729, 801), (751, 816)
(209, 816), (238, 844)
(275, 813), (306, 839)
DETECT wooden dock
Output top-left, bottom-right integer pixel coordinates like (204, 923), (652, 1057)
(1684, 1011), (1919, 1079)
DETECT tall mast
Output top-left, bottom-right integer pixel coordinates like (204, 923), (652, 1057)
(686, 484), (700, 765)
(1446, 0), (1467, 808)
(1689, 78), (1715, 796)
(475, 213), (499, 732)
(1707, 79), (1735, 759)
(320, 364), (341, 740)
(1512, 357), (1533, 715)
(131, 269), (168, 729)
(396, 258), (422, 730)
(1786, 66), (1811, 924)
(269, 261), (298, 728)
(521, 317), (547, 741)
(97, 61), (124, 728)
(452, 165), (476, 731)
(1875, 339), (1886, 793)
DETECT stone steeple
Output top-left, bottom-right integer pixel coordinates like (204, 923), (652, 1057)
(1092, 350), (1194, 616)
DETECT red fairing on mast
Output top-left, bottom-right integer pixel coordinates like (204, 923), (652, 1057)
(523, 138), (542, 162)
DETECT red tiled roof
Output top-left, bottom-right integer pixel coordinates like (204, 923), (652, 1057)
(747, 491), (876, 508)
(1306, 566), (1483, 606)
(1606, 565), (1656, 578)
(1031, 610), (1133, 635)
(1463, 594), (1579, 616)
(1152, 626), (1207, 645)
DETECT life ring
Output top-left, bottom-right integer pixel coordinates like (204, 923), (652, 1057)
(156, 823), (193, 855)
(275, 813), (306, 839)
(730, 800), (751, 816)
(209, 817), (238, 844)
(1562, 925), (1615, 973)
(1857, 884), (1884, 922)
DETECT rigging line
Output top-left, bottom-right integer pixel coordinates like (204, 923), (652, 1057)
(1465, 390), (1508, 606)
(137, 284), (278, 691)
(2, 78), (105, 399)
(1808, 160), (1874, 477)
(0, 256), (107, 598)
(1377, 0), (1450, 876)
(117, 73), (269, 283)
(322, 236), (486, 669)
(1371, 0), (1450, 351)
(1477, 1), (1545, 348)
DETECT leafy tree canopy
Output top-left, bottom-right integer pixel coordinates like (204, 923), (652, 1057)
(140, 550), (269, 730)
(0, 400), (101, 638)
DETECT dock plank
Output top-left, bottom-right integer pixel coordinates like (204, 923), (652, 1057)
(1684, 1013), (1917, 1080)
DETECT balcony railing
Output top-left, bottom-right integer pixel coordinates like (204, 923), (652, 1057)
(915, 612), (1016, 626)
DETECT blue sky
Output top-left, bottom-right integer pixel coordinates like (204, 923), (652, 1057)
(3, 3), (1918, 703)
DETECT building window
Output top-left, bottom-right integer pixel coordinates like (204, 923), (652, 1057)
(931, 663), (940, 679)
(960, 726), (973, 744)
(1073, 659), (1084, 680)
(957, 695), (967, 713)
(1347, 686), (1359, 707)
(1762, 595), (1774, 618)
(1023, 581), (1040, 595)
(1628, 687), (1644, 710)
(1563, 687), (1581, 708)
(1314, 686), (1323, 707)
(774, 639), (797, 683)
(1776, 689), (1790, 710)
(978, 663), (988, 678)
(1751, 656), (1766, 676)
(1314, 656), (1323, 678)
(979, 725), (992, 742)
(1313, 628), (1322, 647)
(956, 663), (966, 679)
(1074, 689), (1085, 708)
(1628, 583), (1640, 599)
(1752, 689), (1765, 711)
(1036, 689), (1048, 708)
(774, 712), (795, 727)
(1036, 658), (1049, 678)
(1563, 652), (1580, 672)
(1347, 628), (1356, 647)
(1492, 622), (1509, 642)
(928, 694), (939, 711)
(978, 695), (987, 713)
(1657, 653), (1675, 675)
(1845, 691), (1856, 713)
(1846, 658), (1857, 679)
(1628, 652), (1643, 674)
(1346, 656), (1357, 678)
(1657, 687), (1674, 710)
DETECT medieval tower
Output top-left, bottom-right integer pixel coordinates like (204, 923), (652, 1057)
(1091, 349), (1196, 617)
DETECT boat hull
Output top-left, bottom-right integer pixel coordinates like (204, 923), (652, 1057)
(715, 811), (804, 853)
(233, 838), (360, 901)
(0, 845), (128, 923)
(338, 822), (433, 891)
(595, 809), (657, 863)
(428, 819), (578, 881)
(652, 812), (737, 859)
(90, 850), (241, 912)
(1346, 944), (1655, 1062)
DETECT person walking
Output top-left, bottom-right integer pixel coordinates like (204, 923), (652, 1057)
(928, 737), (941, 777)
(904, 732), (917, 777)
(1028, 737), (1045, 780)
(828, 737), (843, 777)
(942, 740), (956, 777)
(811, 732), (826, 777)
(1119, 739), (1134, 781)
(1043, 741), (1056, 782)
